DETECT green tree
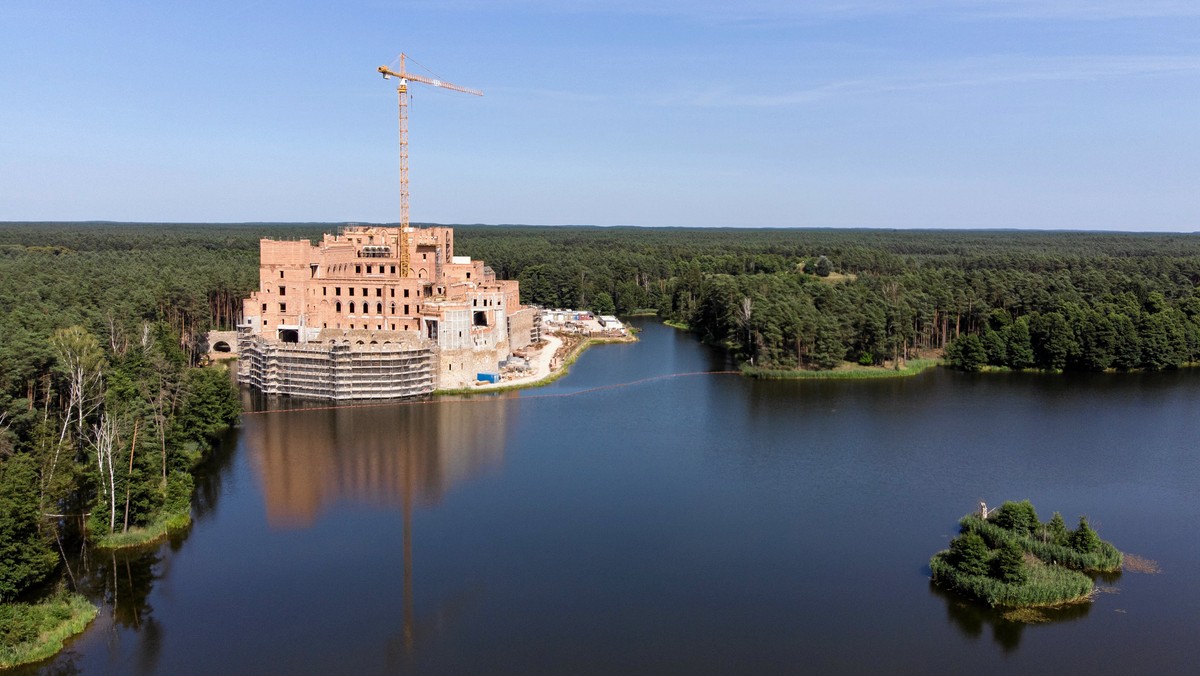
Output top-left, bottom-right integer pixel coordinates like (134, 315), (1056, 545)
(991, 539), (1028, 584)
(591, 291), (616, 315)
(0, 455), (58, 601)
(810, 315), (845, 370)
(1070, 516), (1101, 554)
(1004, 318), (1035, 369)
(992, 500), (1039, 537)
(1046, 511), (1068, 546)
(946, 334), (987, 371)
(176, 366), (240, 443)
(948, 532), (989, 576)
(1030, 312), (1076, 370)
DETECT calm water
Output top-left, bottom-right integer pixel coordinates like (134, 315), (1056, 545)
(34, 319), (1200, 674)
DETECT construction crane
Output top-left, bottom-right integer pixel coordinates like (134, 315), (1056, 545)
(378, 54), (483, 276)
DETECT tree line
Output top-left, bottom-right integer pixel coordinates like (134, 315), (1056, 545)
(455, 226), (1200, 372)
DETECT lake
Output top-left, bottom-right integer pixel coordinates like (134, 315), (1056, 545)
(35, 319), (1200, 674)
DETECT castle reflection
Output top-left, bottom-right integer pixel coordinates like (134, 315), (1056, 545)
(243, 396), (516, 528)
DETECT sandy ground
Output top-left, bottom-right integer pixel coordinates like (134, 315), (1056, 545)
(466, 333), (564, 392)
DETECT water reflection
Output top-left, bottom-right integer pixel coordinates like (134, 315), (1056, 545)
(931, 582), (1094, 652)
(242, 395), (518, 667)
(243, 396), (516, 528)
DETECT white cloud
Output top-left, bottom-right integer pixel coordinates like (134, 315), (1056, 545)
(660, 55), (1200, 107)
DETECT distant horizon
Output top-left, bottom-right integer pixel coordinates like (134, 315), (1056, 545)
(2, 219), (1198, 235)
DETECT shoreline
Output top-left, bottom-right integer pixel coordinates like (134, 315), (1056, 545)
(435, 331), (637, 396)
(91, 508), (192, 550)
(661, 321), (945, 380)
(744, 358), (942, 380)
(0, 593), (97, 669)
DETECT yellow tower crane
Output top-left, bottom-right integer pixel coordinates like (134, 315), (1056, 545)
(378, 54), (483, 276)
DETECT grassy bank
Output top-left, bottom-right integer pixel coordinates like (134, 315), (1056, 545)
(930, 554), (1093, 608)
(744, 358), (940, 380)
(92, 507), (191, 550)
(0, 592), (98, 668)
(662, 320), (690, 330)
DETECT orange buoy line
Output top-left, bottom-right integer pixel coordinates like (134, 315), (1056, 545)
(241, 370), (741, 416)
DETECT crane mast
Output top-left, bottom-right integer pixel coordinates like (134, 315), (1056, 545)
(379, 54), (482, 276)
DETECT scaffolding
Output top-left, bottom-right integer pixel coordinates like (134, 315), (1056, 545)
(239, 331), (436, 400)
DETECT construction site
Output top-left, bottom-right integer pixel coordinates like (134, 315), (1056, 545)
(237, 55), (540, 400)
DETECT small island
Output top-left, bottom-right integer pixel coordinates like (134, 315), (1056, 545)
(930, 500), (1122, 608)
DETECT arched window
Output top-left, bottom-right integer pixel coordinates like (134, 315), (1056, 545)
(336, 301), (342, 312)
(350, 302), (356, 314)
(390, 302), (396, 315)
(376, 302), (383, 315)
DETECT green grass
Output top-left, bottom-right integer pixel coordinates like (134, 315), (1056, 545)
(662, 319), (690, 330)
(93, 507), (191, 550)
(744, 358), (940, 380)
(930, 553), (1093, 608)
(0, 592), (98, 668)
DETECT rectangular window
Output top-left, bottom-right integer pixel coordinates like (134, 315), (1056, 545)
(390, 266), (396, 274)
(366, 265), (372, 273)
(376, 288), (382, 297)
(279, 271), (284, 279)
(466, 272), (471, 279)
(404, 304), (409, 314)
(323, 287), (327, 296)
(390, 289), (395, 298)
(362, 288), (367, 297)
(391, 323), (396, 330)
(279, 286), (286, 296)
(279, 303), (286, 312)
(336, 287), (342, 296)
(356, 265), (362, 274)
(261, 303), (266, 312)
(403, 289), (410, 298)
(349, 288), (354, 296)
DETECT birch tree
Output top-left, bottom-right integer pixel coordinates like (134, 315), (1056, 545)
(43, 326), (106, 505)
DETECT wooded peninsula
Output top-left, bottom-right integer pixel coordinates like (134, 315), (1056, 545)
(1, 222), (1198, 664)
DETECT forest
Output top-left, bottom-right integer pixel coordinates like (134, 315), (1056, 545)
(458, 225), (1200, 373)
(0, 223), (243, 663)
(2, 221), (1200, 639)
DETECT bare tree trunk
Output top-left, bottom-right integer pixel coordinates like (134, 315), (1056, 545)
(122, 419), (139, 533)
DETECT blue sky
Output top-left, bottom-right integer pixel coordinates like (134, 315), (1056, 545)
(2, 1), (1198, 229)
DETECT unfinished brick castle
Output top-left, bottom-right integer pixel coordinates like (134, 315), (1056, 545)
(238, 225), (539, 399)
